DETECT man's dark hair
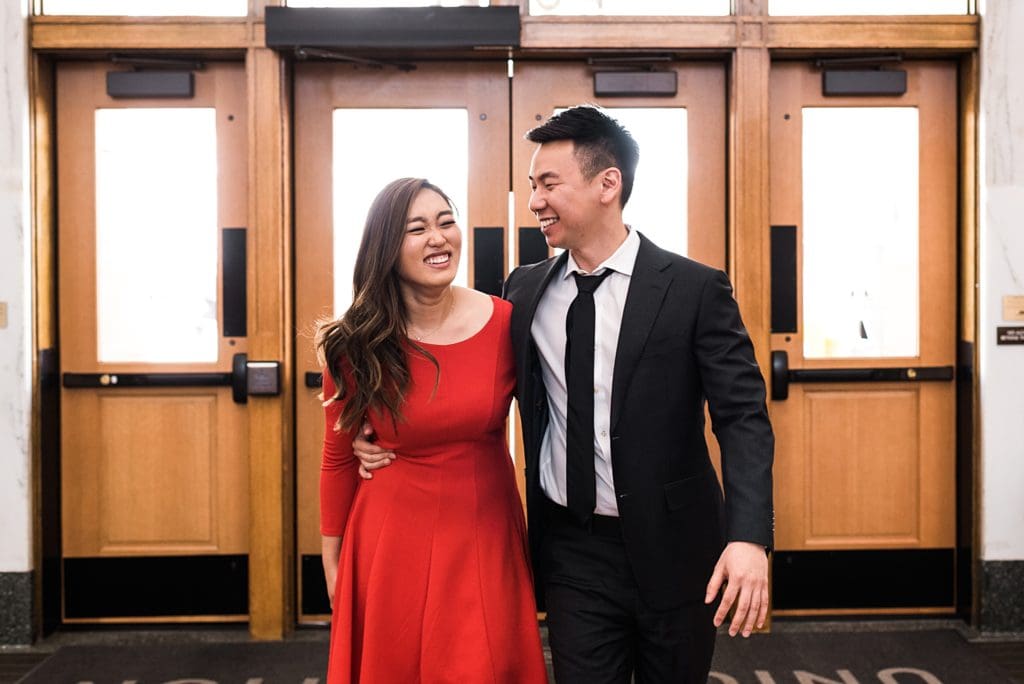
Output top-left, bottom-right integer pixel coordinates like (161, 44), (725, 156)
(525, 105), (640, 208)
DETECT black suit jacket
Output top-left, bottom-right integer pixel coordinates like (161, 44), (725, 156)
(503, 233), (774, 610)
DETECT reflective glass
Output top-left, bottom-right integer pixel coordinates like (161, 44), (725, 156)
(553, 107), (688, 258)
(332, 109), (469, 314)
(770, 0), (968, 15)
(802, 107), (919, 359)
(42, 0), (247, 15)
(95, 108), (220, 363)
(530, 0), (729, 16)
(288, 0), (488, 5)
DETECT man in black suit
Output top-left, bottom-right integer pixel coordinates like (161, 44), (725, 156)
(356, 105), (773, 683)
(506, 105), (773, 683)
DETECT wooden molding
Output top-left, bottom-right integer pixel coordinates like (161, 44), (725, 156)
(30, 52), (57, 646)
(31, 13), (978, 53)
(730, 47), (772, 388)
(31, 17), (252, 50)
(959, 51), (982, 628)
(521, 16), (736, 50)
(246, 46), (294, 640)
(765, 16), (978, 50)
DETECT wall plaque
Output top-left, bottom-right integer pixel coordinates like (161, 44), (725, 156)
(996, 327), (1024, 345)
(1003, 295), (1024, 321)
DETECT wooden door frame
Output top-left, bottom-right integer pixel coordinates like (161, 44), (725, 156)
(291, 60), (514, 624)
(27, 0), (981, 639)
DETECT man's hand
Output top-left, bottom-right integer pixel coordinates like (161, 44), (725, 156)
(353, 422), (394, 479)
(704, 541), (769, 637)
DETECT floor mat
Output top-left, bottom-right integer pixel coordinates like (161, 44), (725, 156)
(710, 630), (1015, 683)
(17, 629), (1017, 683)
(19, 641), (328, 683)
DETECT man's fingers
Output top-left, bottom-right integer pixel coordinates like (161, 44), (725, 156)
(728, 585), (753, 636)
(739, 587), (760, 637)
(757, 587), (769, 629)
(714, 582), (738, 627)
(358, 465), (373, 480)
(353, 439), (386, 456)
(704, 563), (724, 604)
(361, 455), (394, 470)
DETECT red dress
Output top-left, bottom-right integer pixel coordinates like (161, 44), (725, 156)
(321, 296), (548, 684)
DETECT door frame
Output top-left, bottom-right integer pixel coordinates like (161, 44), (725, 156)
(768, 59), (960, 615)
(27, 4), (981, 639)
(291, 59), (514, 623)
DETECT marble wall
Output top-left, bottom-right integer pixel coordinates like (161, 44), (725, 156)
(978, 0), (1024, 632)
(0, 0), (33, 645)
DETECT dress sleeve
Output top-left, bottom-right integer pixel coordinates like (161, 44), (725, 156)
(320, 367), (361, 537)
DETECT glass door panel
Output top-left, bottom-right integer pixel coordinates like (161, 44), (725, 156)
(552, 106), (689, 258)
(331, 108), (469, 310)
(802, 107), (920, 359)
(95, 108), (220, 363)
(288, 0), (489, 5)
(613, 108), (688, 258)
(514, 62), (725, 270)
(42, 0), (248, 15)
(769, 0), (969, 15)
(529, 0), (730, 16)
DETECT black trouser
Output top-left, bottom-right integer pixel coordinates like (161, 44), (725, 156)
(541, 498), (717, 684)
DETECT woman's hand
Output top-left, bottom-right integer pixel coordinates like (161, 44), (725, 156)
(353, 422), (395, 479)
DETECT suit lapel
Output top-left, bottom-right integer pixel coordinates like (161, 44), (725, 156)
(512, 252), (567, 472)
(610, 235), (673, 432)
(511, 251), (569, 378)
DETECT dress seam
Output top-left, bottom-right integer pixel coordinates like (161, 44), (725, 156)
(353, 479), (398, 682)
(473, 447), (500, 684)
(418, 470), (442, 683)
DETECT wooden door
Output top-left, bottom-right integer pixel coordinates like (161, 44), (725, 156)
(769, 61), (958, 614)
(56, 62), (250, 623)
(294, 61), (511, 623)
(510, 61), (729, 493)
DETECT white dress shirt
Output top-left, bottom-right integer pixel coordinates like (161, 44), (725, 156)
(532, 227), (641, 517)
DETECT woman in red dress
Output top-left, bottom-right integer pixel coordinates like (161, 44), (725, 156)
(316, 178), (547, 684)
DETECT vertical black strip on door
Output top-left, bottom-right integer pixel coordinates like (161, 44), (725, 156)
(518, 226), (549, 267)
(473, 227), (504, 296)
(771, 225), (798, 334)
(223, 228), (247, 337)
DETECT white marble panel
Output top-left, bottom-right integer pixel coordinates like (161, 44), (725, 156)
(0, 0), (32, 572)
(980, 0), (1024, 560)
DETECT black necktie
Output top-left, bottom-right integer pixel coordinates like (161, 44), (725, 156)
(565, 268), (614, 525)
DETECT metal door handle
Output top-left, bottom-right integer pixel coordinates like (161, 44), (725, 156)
(231, 353), (248, 403)
(772, 350), (790, 400)
(769, 349), (954, 402)
(63, 353), (277, 406)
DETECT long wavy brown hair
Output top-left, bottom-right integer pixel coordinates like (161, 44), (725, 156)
(316, 178), (452, 433)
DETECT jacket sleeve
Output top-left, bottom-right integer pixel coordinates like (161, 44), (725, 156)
(501, 265), (520, 301)
(693, 269), (775, 549)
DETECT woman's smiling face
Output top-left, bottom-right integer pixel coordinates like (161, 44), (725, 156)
(396, 187), (461, 291)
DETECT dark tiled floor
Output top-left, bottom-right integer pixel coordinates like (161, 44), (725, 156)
(1, 623), (1022, 684)
(976, 640), (1024, 683)
(0, 653), (48, 684)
